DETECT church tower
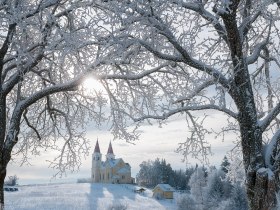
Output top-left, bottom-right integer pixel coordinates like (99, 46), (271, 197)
(106, 141), (115, 161)
(92, 140), (102, 182)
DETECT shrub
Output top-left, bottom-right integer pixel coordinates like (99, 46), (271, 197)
(108, 202), (128, 210)
(176, 194), (196, 210)
(5, 175), (18, 186)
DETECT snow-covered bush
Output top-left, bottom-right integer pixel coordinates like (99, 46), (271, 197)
(176, 194), (196, 210)
(77, 178), (91, 183)
(275, 191), (280, 210)
(215, 200), (231, 210)
(224, 183), (248, 210)
(108, 202), (128, 210)
(5, 175), (18, 186)
(154, 192), (163, 200)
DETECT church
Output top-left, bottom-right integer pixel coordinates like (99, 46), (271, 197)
(91, 140), (134, 184)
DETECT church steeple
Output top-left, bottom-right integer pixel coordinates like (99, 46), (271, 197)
(94, 140), (101, 153)
(106, 141), (115, 160)
(107, 141), (114, 155)
(92, 139), (102, 183)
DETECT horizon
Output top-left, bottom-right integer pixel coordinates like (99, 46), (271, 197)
(7, 113), (235, 186)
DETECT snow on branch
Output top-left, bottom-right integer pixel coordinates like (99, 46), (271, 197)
(264, 129), (280, 170)
(259, 102), (280, 132)
(133, 104), (238, 122)
(98, 63), (170, 80)
(139, 34), (230, 91)
(176, 112), (212, 164)
(178, 1), (228, 43)
(246, 27), (271, 64)
(174, 80), (216, 103)
(239, 11), (262, 39)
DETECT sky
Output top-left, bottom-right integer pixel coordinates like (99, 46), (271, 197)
(7, 111), (236, 185)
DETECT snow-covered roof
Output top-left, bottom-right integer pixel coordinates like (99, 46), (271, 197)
(107, 158), (122, 167)
(117, 167), (130, 174)
(154, 184), (175, 192)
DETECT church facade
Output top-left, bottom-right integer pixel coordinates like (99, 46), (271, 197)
(91, 140), (134, 184)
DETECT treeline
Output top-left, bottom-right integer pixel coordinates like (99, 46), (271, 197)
(137, 156), (249, 210)
(136, 158), (195, 190)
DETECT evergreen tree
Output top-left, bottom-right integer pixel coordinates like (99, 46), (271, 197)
(137, 158), (175, 188)
(173, 169), (188, 190)
(185, 167), (195, 192)
(205, 170), (225, 209)
(137, 160), (153, 187)
(220, 156), (230, 174)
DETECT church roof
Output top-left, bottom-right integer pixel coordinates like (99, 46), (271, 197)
(107, 141), (114, 154)
(94, 140), (100, 153)
(107, 158), (122, 167)
(117, 167), (130, 174)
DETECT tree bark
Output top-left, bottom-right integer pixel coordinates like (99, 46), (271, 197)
(0, 95), (6, 209)
(246, 167), (277, 210)
(234, 66), (278, 209)
(236, 67), (278, 209)
(0, 167), (6, 210)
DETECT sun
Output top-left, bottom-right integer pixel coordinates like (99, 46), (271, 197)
(82, 77), (104, 93)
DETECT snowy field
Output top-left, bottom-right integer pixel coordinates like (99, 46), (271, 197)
(5, 183), (177, 210)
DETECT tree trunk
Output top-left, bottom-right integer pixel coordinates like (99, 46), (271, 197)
(0, 167), (6, 210)
(220, 9), (278, 208)
(237, 99), (277, 209)
(246, 167), (277, 210)
(237, 94), (278, 209)
(0, 95), (6, 210)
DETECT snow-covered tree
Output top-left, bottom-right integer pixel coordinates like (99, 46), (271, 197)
(137, 158), (175, 188)
(189, 166), (206, 208)
(4, 175), (18, 186)
(185, 167), (196, 192)
(220, 156), (230, 174)
(205, 170), (225, 209)
(0, 0), (163, 208)
(92, 1), (280, 209)
(226, 156), (246, 185)
(177, 194), (196, 210)
(224, 183), (249, 210)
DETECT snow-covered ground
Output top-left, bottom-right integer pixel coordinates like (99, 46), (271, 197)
(5, 183), (177, 210)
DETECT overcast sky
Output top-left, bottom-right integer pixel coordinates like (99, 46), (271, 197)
(7, 111), (236, 185)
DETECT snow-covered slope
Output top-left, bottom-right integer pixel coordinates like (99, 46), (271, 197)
(5, 183), (177, 210)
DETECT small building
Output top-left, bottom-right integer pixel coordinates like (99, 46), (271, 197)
(153, 184), (175, 199)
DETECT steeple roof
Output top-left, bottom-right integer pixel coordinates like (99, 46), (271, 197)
(107, 141), (114, 154)
(94, 140), (100, 153)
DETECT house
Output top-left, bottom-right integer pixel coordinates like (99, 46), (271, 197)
(91, 140), (135, 184)
(153, 184), (175, 199)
